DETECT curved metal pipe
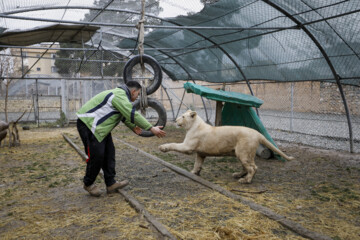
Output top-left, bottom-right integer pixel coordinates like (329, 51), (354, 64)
(160, 83), (175, 121)
(1, 4), (257, 96)
(262, 0), (353, 152)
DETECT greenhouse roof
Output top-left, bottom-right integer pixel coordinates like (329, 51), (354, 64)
(0, 0), (359, 86)
(118, 0), (360, 86)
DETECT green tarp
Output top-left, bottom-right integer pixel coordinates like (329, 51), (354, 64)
(184, 82), (263, 108)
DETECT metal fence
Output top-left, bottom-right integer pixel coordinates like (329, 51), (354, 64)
(1, 78), (359, 153)
(159, 81), (360, 153)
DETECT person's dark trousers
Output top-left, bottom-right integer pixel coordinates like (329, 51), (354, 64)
(77, 119), (116, 187)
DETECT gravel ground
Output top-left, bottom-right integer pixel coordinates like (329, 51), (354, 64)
(112, 124), (360, 240)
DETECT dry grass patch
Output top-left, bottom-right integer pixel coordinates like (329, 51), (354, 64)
(0, 126), (157, 240)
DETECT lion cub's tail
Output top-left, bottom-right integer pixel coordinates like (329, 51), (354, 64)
(259, 135), (294, 161)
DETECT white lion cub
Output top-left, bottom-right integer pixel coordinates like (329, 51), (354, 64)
(159, 110), (294, 183)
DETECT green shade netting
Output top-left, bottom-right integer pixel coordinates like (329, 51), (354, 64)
(118, 0), (360, 86)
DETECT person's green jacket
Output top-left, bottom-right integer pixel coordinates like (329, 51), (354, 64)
(77, 85), (152, 142)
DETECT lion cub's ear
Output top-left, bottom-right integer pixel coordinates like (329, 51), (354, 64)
(190, 111), (197, 118)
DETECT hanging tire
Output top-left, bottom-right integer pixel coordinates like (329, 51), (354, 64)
(133, 98), (167, 137)
(123, 54), (162, 95)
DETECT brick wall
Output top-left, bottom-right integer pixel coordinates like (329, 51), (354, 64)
(161, 81), (360, 116)
(0, 96), (61, 113)
(1, 81), (358, 119)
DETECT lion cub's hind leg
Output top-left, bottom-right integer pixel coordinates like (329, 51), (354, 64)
(238, 160), (257, 184)
(191, 153), (205, 175)
(235, 145), (258, 184)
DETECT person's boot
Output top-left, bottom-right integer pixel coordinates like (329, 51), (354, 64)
(84, 184), (101, 197)
(107, 180), (129, 193)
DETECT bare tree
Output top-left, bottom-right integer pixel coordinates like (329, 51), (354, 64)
(0, 48), (15, 146)
(0, 49), (15, 122)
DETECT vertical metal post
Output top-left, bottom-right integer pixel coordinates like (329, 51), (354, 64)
(262, 0), (354, 153)
(32, 89), (35, 122)
(25, 79), (28, 98)
(20, 48), (27, 98)
(36, 79), (39, 127)
(161, 83), (175, 121)
(61, 79), (67, 119)
(290, 82), (294, 132)
(175, 88), (186, 119)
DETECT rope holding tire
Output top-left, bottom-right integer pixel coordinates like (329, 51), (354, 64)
(123, 54), (166, 137)
(124, 1), (165, 137)
(133, 98), (167, 137)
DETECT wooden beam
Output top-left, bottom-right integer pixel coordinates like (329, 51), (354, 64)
(214, 101), (223, 126)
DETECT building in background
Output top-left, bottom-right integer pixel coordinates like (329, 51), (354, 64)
(6, 43), (61, 97)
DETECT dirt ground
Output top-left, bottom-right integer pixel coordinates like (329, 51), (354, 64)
(0, 124), (359, 240)
(112, 125), (360, 240)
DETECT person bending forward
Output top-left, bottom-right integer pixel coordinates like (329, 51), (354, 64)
(76, 81), (166, 197)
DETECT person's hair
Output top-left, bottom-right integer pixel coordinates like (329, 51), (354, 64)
(126, 81), (142, 90)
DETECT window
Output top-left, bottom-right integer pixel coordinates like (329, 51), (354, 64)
(51, 66), (58, 73)
(37, 67), (41, 71)
(51, 54), (56, 59)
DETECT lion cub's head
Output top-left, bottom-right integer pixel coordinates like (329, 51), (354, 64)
(176, 110), (198, 129)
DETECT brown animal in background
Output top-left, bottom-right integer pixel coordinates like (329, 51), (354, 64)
(1, 111), (26, 147)
(159, 110), (294, 184)
(0, 121), (9, 146)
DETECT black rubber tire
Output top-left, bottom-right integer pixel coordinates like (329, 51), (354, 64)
(133, 98), (167, 137)
(123, 54), (162, 95)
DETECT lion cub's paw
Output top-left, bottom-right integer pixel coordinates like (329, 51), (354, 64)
(159, 144), (169, 152)
(238, 178), (251, 184)
(190, 169), (201, 176)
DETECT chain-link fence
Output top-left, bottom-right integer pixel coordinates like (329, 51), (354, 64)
(1, 78), (359, 153)
(157, 81), (359, 153)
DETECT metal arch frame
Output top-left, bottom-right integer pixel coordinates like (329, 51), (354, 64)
(1, 5), (208, 122)
(262, 0), (354, 153)
(299, 0), (360, 62)
(1, 3), (355, 148)
(1, 4), (257, 97)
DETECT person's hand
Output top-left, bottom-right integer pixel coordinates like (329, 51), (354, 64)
(133, 126), (142, 135)
(150, 126), (166, 138)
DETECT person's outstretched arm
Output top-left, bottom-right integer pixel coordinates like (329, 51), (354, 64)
(150, 126), (166, 138)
